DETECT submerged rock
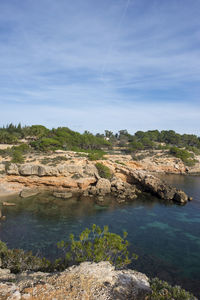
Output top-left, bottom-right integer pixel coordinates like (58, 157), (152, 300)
(20, 188), (39, 198)
(2, 202), (16, 206)
(53, 191), (73, 199)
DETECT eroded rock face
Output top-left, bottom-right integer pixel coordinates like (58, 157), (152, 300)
(77, 177), (97, 189)
(19, 164), (39, 176)
(7, 163), (19, 175)
(3, 159), (189, 204)
(0, 262), (151, 300)
(84, 164), (99, 178)
(119, 168), (189, 203)
(96, 178), (111, 195)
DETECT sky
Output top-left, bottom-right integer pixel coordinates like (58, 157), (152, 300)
(0, 0), (200, 135)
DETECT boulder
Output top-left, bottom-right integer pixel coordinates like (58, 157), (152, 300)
(7, 163), (19, 175)
(60, 164), (83, 175)
(96, 178), (111, 195)
(89, 186), (97, 195)
(2, 202), (16, 206)
(77, 177), (97, 189)
(38, 166), (58, 176)
(173, 190), (189, 203)
(57, 164), (70, 176)
(20, 188), (39, 198)
(62, 179), (78, 188)
(53, 191), (73, 199)
(84, 164), (99, 178)
(19, 164), (39, 176)
(111, 177), (124, 190)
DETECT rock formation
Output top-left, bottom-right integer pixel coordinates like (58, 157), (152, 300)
(0, 154), (190, 204)
(0, 262), (151, 300)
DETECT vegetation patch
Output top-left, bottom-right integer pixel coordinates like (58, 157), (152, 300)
(169, 147), (198, 166)
(95, 163), (112, 179)
(0, 226), (197, 299)
(0, 240), (51, 273)
(148, 278), (196, 300)
(87, 150), (106, 161)
(57, 224), (137, 269)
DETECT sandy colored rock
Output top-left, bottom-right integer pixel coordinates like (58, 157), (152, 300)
(53, 191), (73, 199)
(96, 178), (111, 195)
(0, 262), (151, 300)
(84, 164), (99, 178)
(77, 177), (97, 189)
(20, 188), (39, 198)
(7, 164), (19, 175)
(2, 202), (16, 206)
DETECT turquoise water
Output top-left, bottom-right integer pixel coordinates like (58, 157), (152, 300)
(0, 174), (200, 296)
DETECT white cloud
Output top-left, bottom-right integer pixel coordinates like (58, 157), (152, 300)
(0, 0), (200, 133)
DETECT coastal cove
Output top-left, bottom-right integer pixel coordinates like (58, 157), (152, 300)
(0, 174), (200, 297)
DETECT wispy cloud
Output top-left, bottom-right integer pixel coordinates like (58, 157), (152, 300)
(0, 0), (200, 133)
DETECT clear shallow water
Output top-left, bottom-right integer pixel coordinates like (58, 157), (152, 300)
(0, 174), (200, 297)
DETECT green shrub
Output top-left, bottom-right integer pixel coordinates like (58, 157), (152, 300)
(169, 147), (197, 166)
(0, 240), (51, 273)
(11, 150), (24, 164)
(57, 224), (138, 269)
(149, 278), (197, 300)
(95, 162), (112, 179)
(88, 150), (105, 161)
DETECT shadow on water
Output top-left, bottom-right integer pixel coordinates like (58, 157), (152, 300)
(0, 174), (200, 297)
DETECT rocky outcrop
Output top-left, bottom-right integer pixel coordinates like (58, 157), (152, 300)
(0, 262), (151, 300)
(77, 177), (97, 189)
(7, 163), (19, 175)
(111, 177), (139, 202)
(117, 167), (189, 203)
(96, 178), (111, 195)
(7, 163), (98, 178)
(2, 158), (190, 204)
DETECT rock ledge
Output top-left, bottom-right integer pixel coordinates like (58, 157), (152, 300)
(0, 262), (151, 300)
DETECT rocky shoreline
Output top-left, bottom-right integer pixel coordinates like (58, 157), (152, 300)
(0, 155), (190, 206)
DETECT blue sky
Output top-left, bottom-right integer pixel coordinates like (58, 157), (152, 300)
(0, 0), (200, 134)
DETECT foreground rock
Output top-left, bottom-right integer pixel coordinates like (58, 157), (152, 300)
(0, 262), (151, 300)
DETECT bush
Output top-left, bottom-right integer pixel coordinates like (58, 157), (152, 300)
(88, 150), (105, 161)
(0, 240), (51, 273)
(57, 224), (138, 269)
(149, 278), (197, 300)
(95, 163), (112, 179)
(169, 147), (197, 166)
(11, 150), (24, 164)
